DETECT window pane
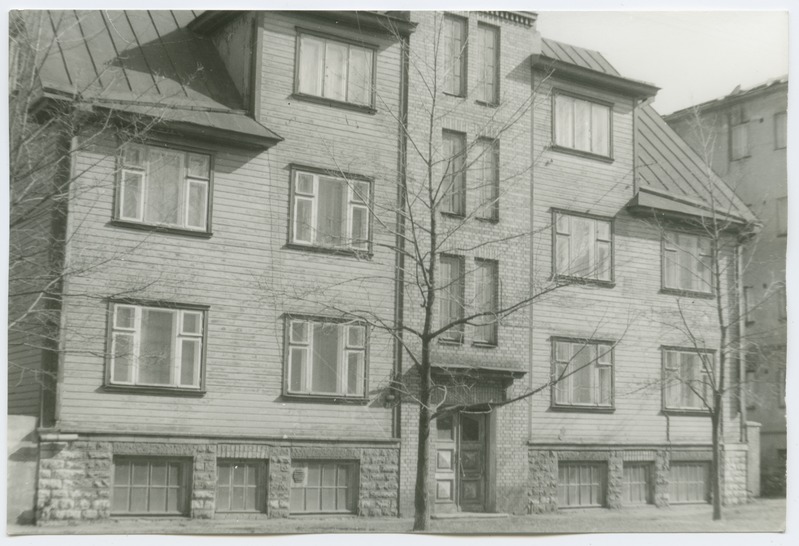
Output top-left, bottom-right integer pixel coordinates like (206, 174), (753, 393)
(347, 46), (372, 105)
(570, 217), (594, 277)
(597, 241), (611, 281)
(121, 171), (143, 220)
(180, 339), (200, 387)
(291, 321), (309, 343)
(112, 333), (134, 383)
(289, 347), (307, 392)
(298, 35), (324, 96)
(476, 139), (498, 219)
(296, 173), (315, 195)
(351, 180), (369, 203)
(294, 197), (314, 243)
(186, 180), (207, 229)
(443, 17), (465, 95)
(139, 309), (175, 385)
(476, 25), (497, 103)
(350, 205), (368, 249)
(347, 325), (365, 348)
(440, 257), (464, 338)
(144, 149), (183, 225)
(664, 249), (677, 288)
(130, 487), (148, 512)
(132, 462), (149, 485)
(555, 234), (570, 275)
(115, 305), (136, 329)
(574, 99), (591, 151)
(324, 41), (348, 101)
(571, 345), (594, 404)
(311, 323), (340, 394)
(317, 178), (347, 245)
(347, 352), (364, 395)
(591, 104), (610, 155)
(187, 153), (210, 179)
(181, 311), (202, 335)
(555, 95), (574, 148)
(442, 131), (465, 214)
(124, 145), (145, 168)
(598, 366), (611, 405)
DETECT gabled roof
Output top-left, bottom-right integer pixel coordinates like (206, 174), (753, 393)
(31, 10), (281, 149)
(664, 75), (788, 122)
(540, 38), (757, 226)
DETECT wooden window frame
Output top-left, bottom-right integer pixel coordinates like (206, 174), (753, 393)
(439, 254), (466, 344)
(289, 460), (359, 514)
(111, 456), (192, 516)
(557, 461), (608, 508)
(440, 130), (467, 217)
(660, 230), (714, 297)
(551, 90), (614, 161)
(104, 299), (208, 396)
(552, 209), (614, 286)
(622, 462), (654, 505)
(283, 315), (369, 401)
(113, 142), (213, 237)
(550, 337), (615, 412)
(661, 346), (714, 415)
(668, 461), (711, 504)
(475, 22), (500, 106)
(474, 137), (499, 222)
(442, 14), (468, 98)
(472, 258), (499, 346)
(215, 459), (267, 514)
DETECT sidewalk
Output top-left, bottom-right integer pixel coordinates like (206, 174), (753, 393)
(8, 498), (786, 535)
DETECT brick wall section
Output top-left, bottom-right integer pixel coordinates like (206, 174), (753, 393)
(398, 402), (419, 517)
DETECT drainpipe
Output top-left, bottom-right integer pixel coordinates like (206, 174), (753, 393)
(736, 243), (747, 443)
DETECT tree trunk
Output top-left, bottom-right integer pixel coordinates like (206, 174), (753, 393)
(711, 403), (723, 520)
(413, 339), (432, 531)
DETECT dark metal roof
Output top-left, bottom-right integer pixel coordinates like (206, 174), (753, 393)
(540, 38), (756, 225)
(34, 10), (280, 147)
(664, 75), (788, 121)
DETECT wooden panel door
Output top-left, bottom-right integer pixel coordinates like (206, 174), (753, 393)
(434, 413), (487, 513)
(434, 414), (458, 512)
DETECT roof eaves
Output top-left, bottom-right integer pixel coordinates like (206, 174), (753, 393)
(532, 53), (659, 99)
(664, 76), (788, 121)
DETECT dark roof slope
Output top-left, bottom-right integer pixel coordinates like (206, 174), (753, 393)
(540, 38), (757, 225)
(33, 10), (280, 147)
(665, 75), (788, 122)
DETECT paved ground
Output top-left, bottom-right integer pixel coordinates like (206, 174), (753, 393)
(8, 498), (786, 535)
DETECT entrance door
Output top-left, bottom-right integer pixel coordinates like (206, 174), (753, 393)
(434, 412), (487, 512)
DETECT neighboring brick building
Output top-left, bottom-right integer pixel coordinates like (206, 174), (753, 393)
(665, 77), (788, 496)
(8, 10), (759, 525)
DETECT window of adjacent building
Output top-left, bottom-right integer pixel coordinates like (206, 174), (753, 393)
(775, 111), (787, 150)
(439, 255), (465, 342)
(109, 303), (205, 390)
(291, 169), (371, 251)
(623, 463), (653, 505)
(474, 138), (499, 220)
(474, 259), (498, 345)
(662, 348), (712, 411)
(776, 196), (788, 236)
(554, 94), (611, 157)
(729, 107), (750, 160)
(557, 462), (607, 507)
(111, 457), (191, 515)
(475, 23), (499, 104)
(552, 339), (613, 408)
(296, 33), (374, 107)
(668, 462), (710, 503)
(662, 232), (712, 294)
(442, 15), (467, 96)
(441, 130), (466, 215)
(777, 284), (787, 321)
(778, 366), (786, 408)
(216, 460), (265, 513)
(743, 285), (754, 324)
(286, 318), (366, 398)
(118, 144), (211, 232)
(290, 461), (357, 514)
(554, 212), (612, 282)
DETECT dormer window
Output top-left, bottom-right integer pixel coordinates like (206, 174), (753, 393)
(554, 93), (611, 158)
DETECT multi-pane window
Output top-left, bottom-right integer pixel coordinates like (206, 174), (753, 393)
(216, 460), (265, 513)
(663, 348), (712, 411)
(623, 463), (653, 505)
(439, 255), (465, 342)
(441, 131), (466, 215)
(109, 303), (205, 390)
(290, 461), (357, 514)
(291, 170), (371, 250)
(557, 462), (606, 507)
(553, 339), (613, 408)
(554, 212), (612, 281)
(662, 232), (712, 293)
(474, 259), (498, 345)
(474, 138), (499, 220)
(118, 144), (210, 231)
(668, 462), (710, 503)
(475, 24), (499, 104)
(775, 111), (787, 150)
(286, 318), (366, 398)
(112, 457), (190, 515)
(442, 15), (467, 96)
(776, 196), (787, 236)
(297, 34), (374, 107)
(554, 94), (611, 157)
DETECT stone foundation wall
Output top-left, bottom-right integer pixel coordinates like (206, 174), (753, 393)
(36, 437), (399, 523)
(722, 443), (749, 505)
(528, 450), (557, 513)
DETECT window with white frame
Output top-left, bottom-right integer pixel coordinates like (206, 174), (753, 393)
(554, 212), (612, 282)
(474, 259), (498, 345)
(286, 318), (366, 397)
(442, 15), (467, 96)
(554, 94), (611, 157)
(474, 138), (498, 220)
(439, 255), (465, 342)
(291, 169), (371, 250)
(775, 111), (787, 150)
(475, 23), (499, 104)
(296, 33), (374, 107)
(441, 130), (466, 215)
(552, 339), (613, 408)
(663, 348), (713, 411)
(109, 303), (205, 390)
(118, 144), (210, 231)
(662, 232), (712, 293)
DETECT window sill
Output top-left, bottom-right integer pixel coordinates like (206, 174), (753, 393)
(442, 91), (466, 99)
(103, 384), (206, 397)
(440, 211), (466, 220)
(475, 99), (499, 108)
(659, 288), (715, 300)
(555, 275), (615, 289)
(549, 405), (615, 414)
(471, 341), (497, 349)
(281, 393), (370, 405)
(662, 408), (710, 417)
(438, 336), (464, 346)
(284, 242), (372, 260)
(550, 145), (614, 164)
(475, 215), (499, 224)
(110, 220), (212, 239)
(731, 154), (751, 162)
(290, 93), (376, 115)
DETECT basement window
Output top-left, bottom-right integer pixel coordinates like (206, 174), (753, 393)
(111, 457), (191, 515)
(289, 460), (358, 514)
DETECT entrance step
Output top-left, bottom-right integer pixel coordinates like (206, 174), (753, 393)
(431, 512), (510, 520)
